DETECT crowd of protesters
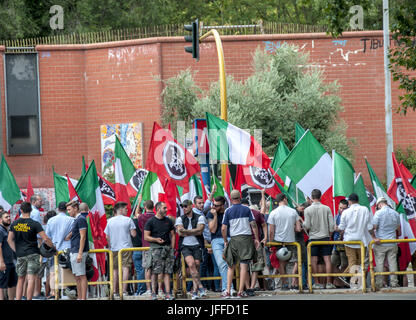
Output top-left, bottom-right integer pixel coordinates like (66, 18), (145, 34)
(0, 185), (412, 300)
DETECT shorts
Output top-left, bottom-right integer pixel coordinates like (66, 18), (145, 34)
(181, 245), (202, 261)
(310, 237), (332, 257)
(38, 257), (53, 278)
(148, 246), (175, 275)
(0, 265), (18, 288)
(16, 253), (41, 277)
(250, 245), (265, 272)
(224, 235), (256, 267)
(143, 250), (151, 270)
(70, 252), (88, 276)
(112, 251), (133, 270)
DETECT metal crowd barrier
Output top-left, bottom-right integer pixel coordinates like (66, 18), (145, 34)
(263, 242), (303, 292)
(307, 240), (366, 293)
(369, 238), (416, 291)
(54, 248), (113, 300)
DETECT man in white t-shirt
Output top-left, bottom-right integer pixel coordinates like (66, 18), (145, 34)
(337, 193), (376, 277)
(175, 199), (206, 299)
(104, 202), (137, 298)
(267, 193), (301, 290)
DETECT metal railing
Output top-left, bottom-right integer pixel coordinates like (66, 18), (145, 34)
(54, 248), (113, 300)
(263, 242), (303, 292)
(368, 238), (416, 291)
(307, 240), (366, 293)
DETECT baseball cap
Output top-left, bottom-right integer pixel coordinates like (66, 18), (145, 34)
(230, 189), (241, 200)
(376, 197), (387, 205)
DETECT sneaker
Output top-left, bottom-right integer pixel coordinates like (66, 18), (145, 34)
(221, 291), (231, 299)
(32, 295), (46, 300)
(325, 283), (336, 289)
(312, 283), (324, 290)
(230, 288), (237, 296)
(65, 288), (77, 300)
(191, 291), (199, 300)
(123, 292), (130, 298)
(113, 293), (120, 299)
(142, 290), (152, 296)
(165, 293), (175, 300)
(151, 293), (158, 300)
(236, 291), (248, 298)
(246, 289), (255, 297)
(157, 290), (164, 298)
(198, 287), (207, 297)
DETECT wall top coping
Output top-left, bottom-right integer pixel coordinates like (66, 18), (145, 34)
(34, 30), (385, 51)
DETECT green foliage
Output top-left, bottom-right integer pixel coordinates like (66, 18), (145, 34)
(389, 0), (416, 115)
(0, 0), (389, 40)
(395, 145), (416, 176)
(160, 69), (202, 134)
(161, 45), (353, 161)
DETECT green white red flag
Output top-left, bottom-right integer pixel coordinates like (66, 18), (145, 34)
(279, 130), (333, 211)
(365, 158), (396, 208)
(114, 136), (135, 214)
(75, 160), (108, 278)
(206, 112), (271, 169)
(0, 155), (21, 212)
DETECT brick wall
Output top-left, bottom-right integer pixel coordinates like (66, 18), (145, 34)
(1, 31), (415, 190)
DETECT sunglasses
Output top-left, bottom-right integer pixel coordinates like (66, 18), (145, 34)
(213, 204), (223, 208)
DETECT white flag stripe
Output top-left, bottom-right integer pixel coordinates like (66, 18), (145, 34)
(296, 153), (332, 198)
(226, 123), (251, 165)
(0, 191), (12, 211)
(114, 158), (126, 186)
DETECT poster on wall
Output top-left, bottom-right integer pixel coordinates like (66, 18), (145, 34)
(100, 123), (143, 178)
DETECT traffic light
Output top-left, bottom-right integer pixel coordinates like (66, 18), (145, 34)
(184, 19), (199, 61)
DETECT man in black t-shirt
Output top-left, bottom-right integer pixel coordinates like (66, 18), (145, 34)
(66, 200), (89, 300)
(0, 211), (17, 300)
(7, 202), (54, 300)
(144, 201), (175, 300)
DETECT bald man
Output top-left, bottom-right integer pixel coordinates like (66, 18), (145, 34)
(79, 203), (89, 219)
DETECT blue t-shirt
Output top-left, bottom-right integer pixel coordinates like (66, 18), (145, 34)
(0, 225), (15, 264)
(70, 215), (89, 254)
(222, 204), (254, 237)
(206, 211), (229, 240)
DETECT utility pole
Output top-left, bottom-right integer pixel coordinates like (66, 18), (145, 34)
(383, 0), (394, 184)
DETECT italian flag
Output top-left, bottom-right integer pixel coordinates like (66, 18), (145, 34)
(279, 130), (333, 211)
(53, 167), (78, 208)
(211, 174), (231, 207)
(365, 158), (396, 208)
(75, 160), (107, 279)
(114, 136), (136, 214)
(179, 174), (208, 203)
(295, 122), (306, 144)
(206, 112), (271, 169)
(353, 173), (371, 211)
(332, 150), (355, 198)
(140, 171), (165, 205)
(0, 155), (21, 212)
(271, 138), (305, 205)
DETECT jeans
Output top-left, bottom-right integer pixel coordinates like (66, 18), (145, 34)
(132, 251), (146, 294)
(211, 237), (232, 292)
(199, 248), (210, 289)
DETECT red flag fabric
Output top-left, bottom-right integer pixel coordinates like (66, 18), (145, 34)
(66, 174), (81, 202)
(145, 122), (200, 192)
(26, 176), (34, 202)
(159, 178), (181, 218)
(400, 161), (413, 182)
(388, 154), (416, 204)
(224, 165), (234, 196)
(235, 165), (282, 198)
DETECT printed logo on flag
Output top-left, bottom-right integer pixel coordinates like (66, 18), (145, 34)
(130, 169), (148, 191)
(249, 167), (275, 189)
(99, 178), (116, 201)
(395, 178), (416, 218)
(163, 141), (187, 180)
